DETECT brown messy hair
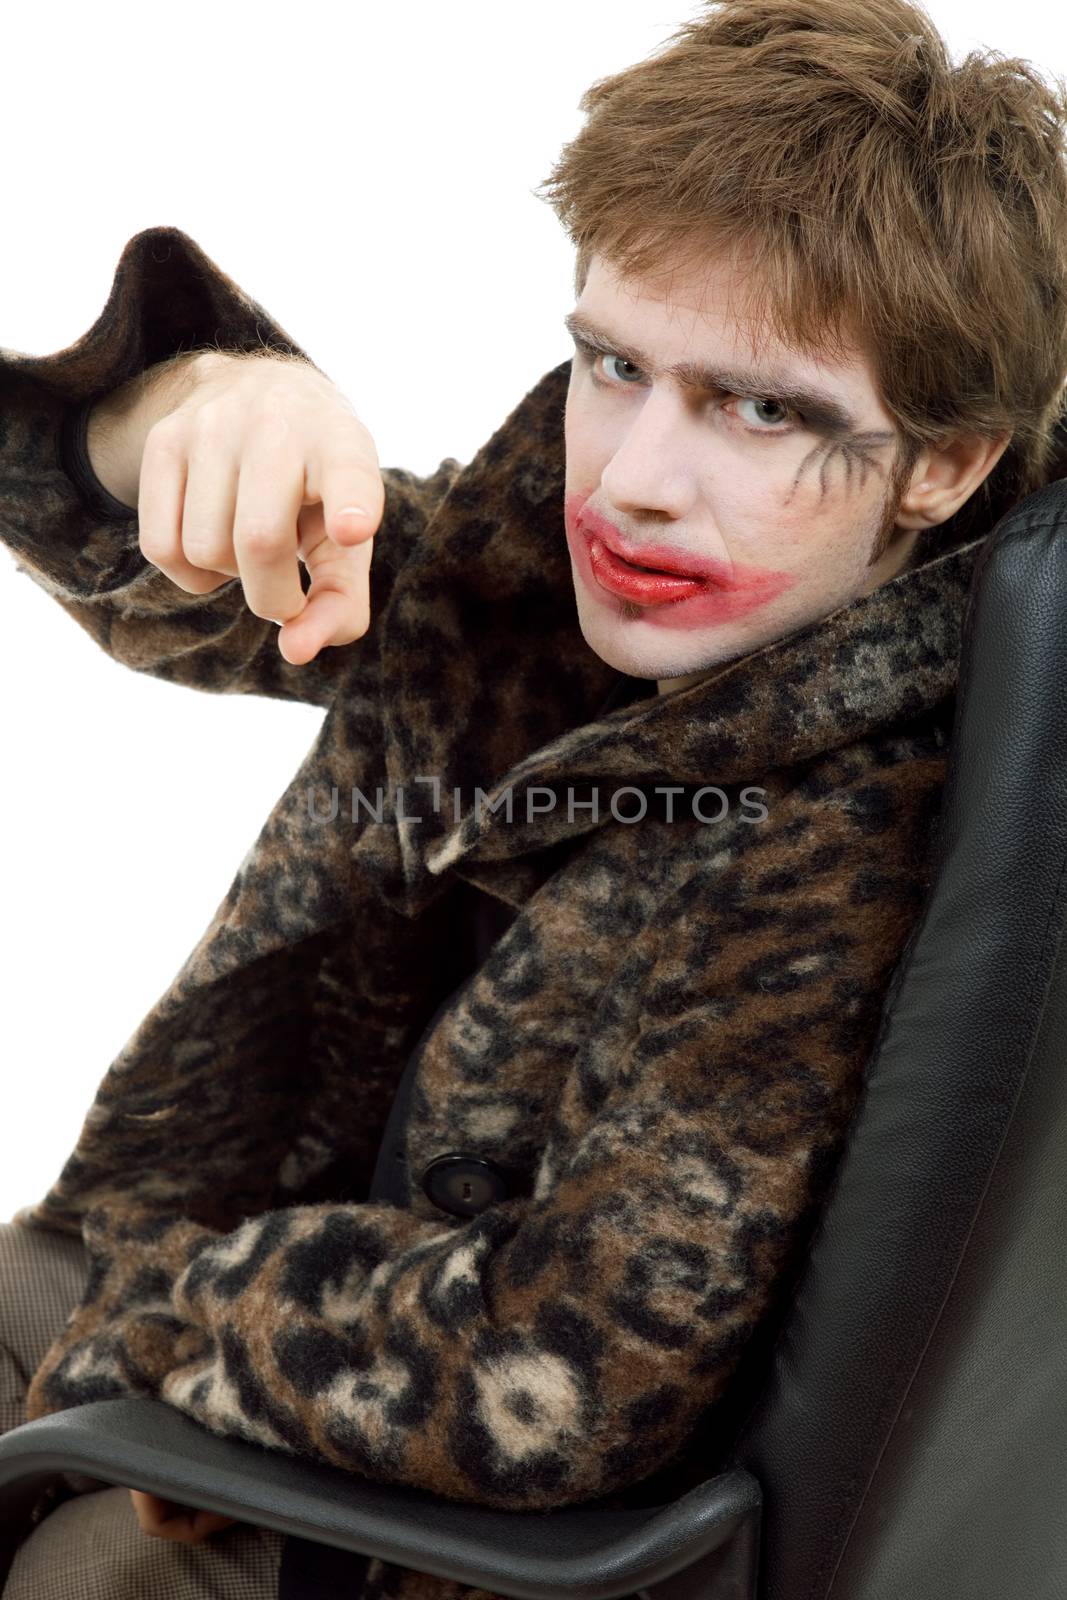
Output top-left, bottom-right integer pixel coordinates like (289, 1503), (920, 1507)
(535, 0), (1067, 562)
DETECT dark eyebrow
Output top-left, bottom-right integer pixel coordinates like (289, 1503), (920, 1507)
(563, 309), (864, 436)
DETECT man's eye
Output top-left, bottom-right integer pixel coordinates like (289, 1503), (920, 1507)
(732, 395), (795, 430)
(595, 353), (646, 385)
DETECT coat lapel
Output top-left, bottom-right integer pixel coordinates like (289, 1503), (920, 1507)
(368, 360), (616, 915)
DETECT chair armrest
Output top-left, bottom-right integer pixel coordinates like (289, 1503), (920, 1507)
(0, 1399), (761, 1599)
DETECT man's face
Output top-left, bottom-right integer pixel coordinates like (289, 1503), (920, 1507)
(563, 250), (922, 692)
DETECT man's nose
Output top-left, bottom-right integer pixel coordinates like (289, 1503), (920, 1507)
(599, 388), (700, 520)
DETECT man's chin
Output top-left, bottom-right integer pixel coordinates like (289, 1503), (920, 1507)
(571, 581), (785, 682)
(574, 610), (642, 678)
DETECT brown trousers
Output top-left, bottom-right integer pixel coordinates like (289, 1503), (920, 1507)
(0, 1219), (285, 1599)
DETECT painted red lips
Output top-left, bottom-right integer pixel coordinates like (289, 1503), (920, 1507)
(564, 494), (796, 630)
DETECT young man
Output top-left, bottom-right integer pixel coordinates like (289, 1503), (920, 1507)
(1, 1), (1065, 1596)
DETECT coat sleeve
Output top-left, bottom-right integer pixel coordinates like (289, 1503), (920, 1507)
(0, 225), (462, 709)
(22, 754), (943, 1511)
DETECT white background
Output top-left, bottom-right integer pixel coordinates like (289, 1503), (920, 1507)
(0, 1), (1062, 1222)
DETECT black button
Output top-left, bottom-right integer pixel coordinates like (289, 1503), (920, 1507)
(421, 1154), (511, 1218)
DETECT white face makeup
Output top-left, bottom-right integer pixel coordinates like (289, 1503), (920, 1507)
(562, 250), (922, 694)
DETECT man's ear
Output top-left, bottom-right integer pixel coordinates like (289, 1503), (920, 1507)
(894, 430), (1013, 530)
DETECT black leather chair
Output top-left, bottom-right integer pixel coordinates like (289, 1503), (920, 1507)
(3, 480), (1067, 1600)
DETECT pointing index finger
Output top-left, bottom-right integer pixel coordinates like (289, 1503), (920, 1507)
(310, 436), (385, 546)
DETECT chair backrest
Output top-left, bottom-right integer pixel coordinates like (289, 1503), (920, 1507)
(722, 480), (1067, 1600)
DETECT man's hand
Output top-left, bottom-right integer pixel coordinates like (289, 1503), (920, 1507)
(106, 349), (385, 667)
(128, 1487), (240, 1543)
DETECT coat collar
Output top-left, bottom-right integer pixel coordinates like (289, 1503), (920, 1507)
(365, 360), (986, 915)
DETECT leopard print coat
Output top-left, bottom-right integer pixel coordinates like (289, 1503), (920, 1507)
(0, 226), (1025, 1600)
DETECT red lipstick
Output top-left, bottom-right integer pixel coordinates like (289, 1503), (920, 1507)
(564, 494), (795, 631)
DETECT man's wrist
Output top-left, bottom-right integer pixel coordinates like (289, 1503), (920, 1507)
(84, 351), (196, 511)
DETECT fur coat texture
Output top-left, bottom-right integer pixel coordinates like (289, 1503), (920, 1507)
(0, 225), (1035, 1600)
